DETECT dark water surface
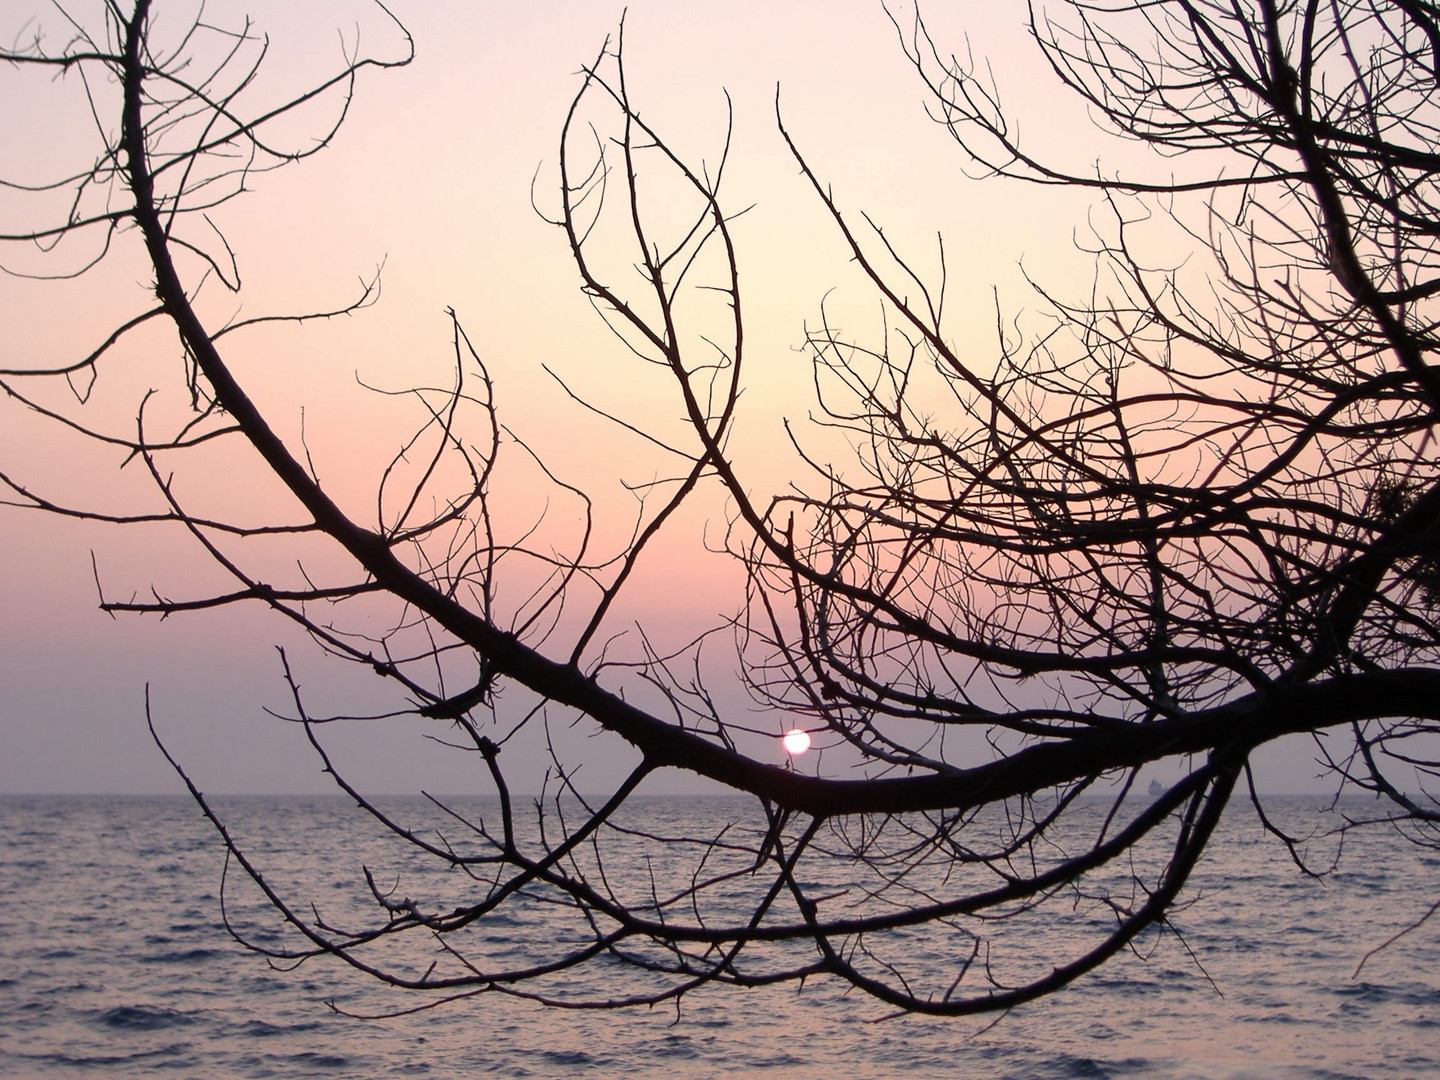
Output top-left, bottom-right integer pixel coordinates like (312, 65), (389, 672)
(1, 794), (1437, 1079)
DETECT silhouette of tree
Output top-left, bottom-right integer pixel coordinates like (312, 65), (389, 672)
(2, 0), (1438, 1015)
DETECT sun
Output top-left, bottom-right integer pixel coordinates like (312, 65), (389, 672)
(782, 728), (812, 755)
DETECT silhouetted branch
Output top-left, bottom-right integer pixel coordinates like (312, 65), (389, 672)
(4, 0), (1438, 1017)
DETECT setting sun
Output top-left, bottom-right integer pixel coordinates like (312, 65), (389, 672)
(782, 729), (811, 755)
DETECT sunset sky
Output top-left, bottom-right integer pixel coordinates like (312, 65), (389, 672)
(0, 0), (1334, 794)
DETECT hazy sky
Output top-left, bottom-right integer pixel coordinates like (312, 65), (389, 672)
(0, 0), (1339, 795)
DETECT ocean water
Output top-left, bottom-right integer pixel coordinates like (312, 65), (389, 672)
(1, 794), (1437, 1079)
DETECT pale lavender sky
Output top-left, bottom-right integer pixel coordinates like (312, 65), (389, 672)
(0, 0), (1338, 794)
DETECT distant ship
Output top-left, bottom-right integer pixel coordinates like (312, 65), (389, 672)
(1148, 779), (1165, 796)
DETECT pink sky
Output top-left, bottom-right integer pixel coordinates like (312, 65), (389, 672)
(0, 0), (1335, 794)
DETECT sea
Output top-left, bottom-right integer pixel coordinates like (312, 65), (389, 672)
(1, 793), (1437, 1079)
